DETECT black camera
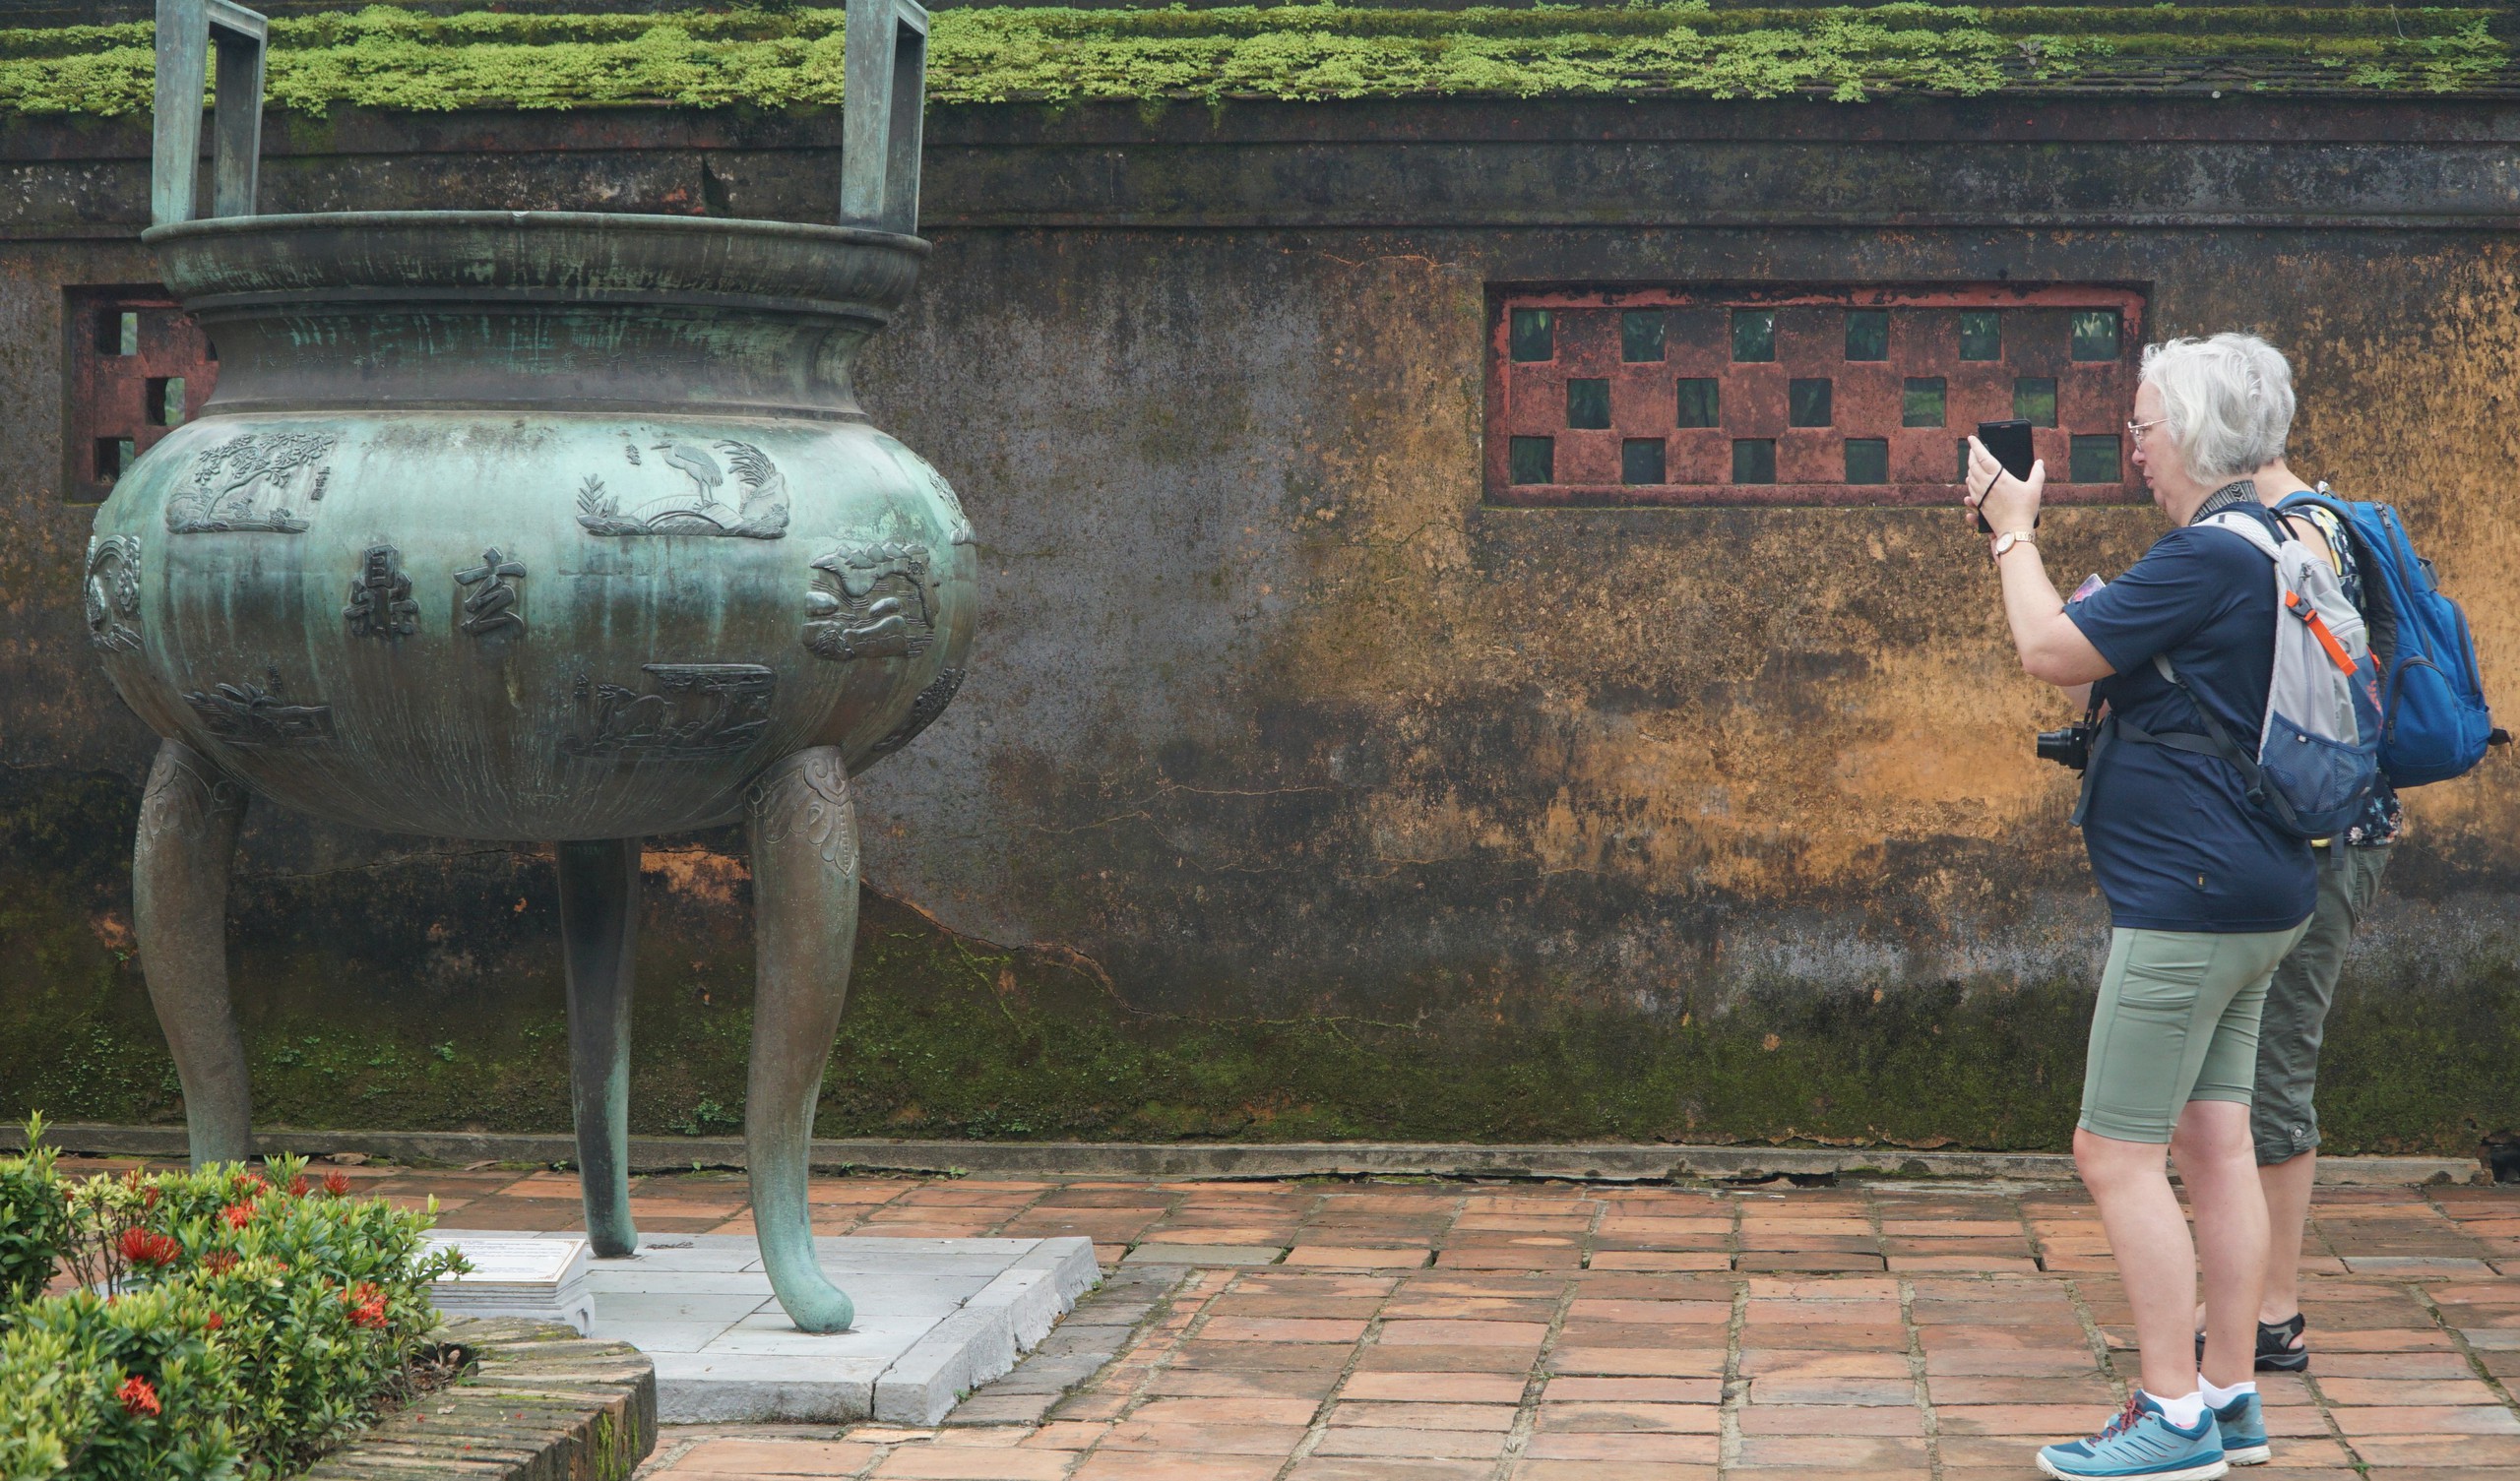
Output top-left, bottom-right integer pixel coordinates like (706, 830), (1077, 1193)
(2037, 721), (2096, 772)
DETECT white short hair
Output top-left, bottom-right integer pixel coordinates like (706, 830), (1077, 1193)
(2138, 333), (2291, 479)
(2232, 333), (2297, 460)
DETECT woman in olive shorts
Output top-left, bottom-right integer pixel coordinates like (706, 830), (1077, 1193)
(2216, 337), (2398, 1374)
(1968, 333), (2315, 1481)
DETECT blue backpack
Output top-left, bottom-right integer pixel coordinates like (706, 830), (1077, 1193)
(2103, 504), (2383, 840)
(2278, 489), (2507, 787)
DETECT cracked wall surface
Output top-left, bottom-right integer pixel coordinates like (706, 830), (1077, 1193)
(1, 96), (2515, 1150)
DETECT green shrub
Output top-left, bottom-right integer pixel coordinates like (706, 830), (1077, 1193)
(0, 1114), (70, 1306)
(0, 1124), (469, 1480)
(0, 1284), (243, 1480)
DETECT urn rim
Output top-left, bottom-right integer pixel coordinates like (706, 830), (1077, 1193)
(141, 210), (930, 316)
(139, 210), (932, 420)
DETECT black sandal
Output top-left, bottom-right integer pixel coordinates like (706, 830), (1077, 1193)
(2194, 1313), (2309, 1373)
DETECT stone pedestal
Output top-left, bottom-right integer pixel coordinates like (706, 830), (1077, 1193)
(430, 1230), (1099, 1424)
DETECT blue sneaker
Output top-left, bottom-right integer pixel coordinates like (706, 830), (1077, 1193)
(2212, 1390), (2270, 1466)
(2037, 1394), (2229, 1481)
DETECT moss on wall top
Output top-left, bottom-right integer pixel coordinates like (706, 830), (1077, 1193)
(0, 3), (2505, 116)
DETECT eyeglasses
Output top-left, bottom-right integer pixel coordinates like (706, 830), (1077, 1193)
(2124, 416), (2167, 441)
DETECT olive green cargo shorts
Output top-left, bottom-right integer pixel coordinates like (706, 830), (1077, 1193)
(2078, 920), (2312, 1144)
(2253, 844), (2393, 1166)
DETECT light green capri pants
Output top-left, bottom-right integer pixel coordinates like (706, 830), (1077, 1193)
(2078, 921), (2312, 1143)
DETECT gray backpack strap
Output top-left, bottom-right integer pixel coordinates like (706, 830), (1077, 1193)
(2123, 650), (2306, 833)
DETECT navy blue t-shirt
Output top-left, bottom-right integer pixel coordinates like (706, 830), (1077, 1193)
(2065, 524), (2317, 933)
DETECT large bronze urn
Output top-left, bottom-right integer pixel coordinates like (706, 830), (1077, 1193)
(91, 0), (965, 1330)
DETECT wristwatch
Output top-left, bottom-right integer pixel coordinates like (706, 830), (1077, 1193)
(1990, 529), (2039, 560)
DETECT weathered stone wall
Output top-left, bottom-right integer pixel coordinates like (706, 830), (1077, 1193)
(3, 96), (2515, 1149)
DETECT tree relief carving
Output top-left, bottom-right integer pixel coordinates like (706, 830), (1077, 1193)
(577, 438), (789, 538)
(164, 431), (335, 533)
(801, 540), (936, 662)
(85, 535), (143, 653)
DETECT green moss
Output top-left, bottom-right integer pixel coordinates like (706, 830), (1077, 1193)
(0, 4), (2502, 116)
(1, 764), (2512, 1154)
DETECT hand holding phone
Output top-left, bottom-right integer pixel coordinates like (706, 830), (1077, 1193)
(1970, 419), (2041, 534)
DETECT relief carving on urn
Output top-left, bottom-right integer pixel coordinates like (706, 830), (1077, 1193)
(84, 534), (143, 653)
(578, 437), (790, 537)
(96, 0), (968, 1336)
(803, 539), (938, 661)
(162, 429), (334, 532)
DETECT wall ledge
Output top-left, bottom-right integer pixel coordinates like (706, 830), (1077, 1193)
(6, 1122), (2486, 1187)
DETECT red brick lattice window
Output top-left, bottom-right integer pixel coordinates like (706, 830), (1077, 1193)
(64, 285), (220, 504)
(1485, 285), (2148, 509)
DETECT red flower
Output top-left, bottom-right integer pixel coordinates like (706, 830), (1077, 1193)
(118, 1228), (181, 1267)
(322, 1172), (352, 1197)
(220, 1203), (254, 1230)
(204, 1312), (223, 1331)
(202, 1250), (239, 1274)
(236, 1172), (267, 1194)
(141, 1186), (161, 1209)
(288, 1175), (310, 1198)
(117, 1376), (159, 1417)
(346, 1282), (389, 1329)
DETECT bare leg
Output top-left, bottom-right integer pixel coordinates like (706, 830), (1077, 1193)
(557, 838), (641, 1258)
(134, 739), (253, 1169)
(2258, 1149), (2317, 1328)
(2075, 1127), (2199, 1399)
(745, 748), (858, 1332)
(2172, 1100), (2270, 1389)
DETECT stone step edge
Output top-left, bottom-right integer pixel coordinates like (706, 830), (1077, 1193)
(3, 1123), (2485, 1186)
(871, 1236), (1102, 1425)
(299, 1316), (655, 1481)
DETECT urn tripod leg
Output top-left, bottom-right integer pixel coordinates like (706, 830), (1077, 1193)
(557, 838), (642, 1258)
(744, 747), (860, 1332)
(133, 739), (254, 1169)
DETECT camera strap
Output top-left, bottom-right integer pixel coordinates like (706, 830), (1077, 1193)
(2067, 705), (2109, 829)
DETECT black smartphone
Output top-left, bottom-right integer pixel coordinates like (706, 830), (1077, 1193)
(1973, 418), (2039, 533)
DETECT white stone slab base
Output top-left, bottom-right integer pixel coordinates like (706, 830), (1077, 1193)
(428, 1229), (1100, 1425)
(423, 1234), (598, 1335)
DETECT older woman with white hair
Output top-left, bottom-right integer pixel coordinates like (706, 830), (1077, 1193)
(1966, 334), (2315, 1481)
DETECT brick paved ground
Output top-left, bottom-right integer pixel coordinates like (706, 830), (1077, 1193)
(65, 1156), (2518, 1479)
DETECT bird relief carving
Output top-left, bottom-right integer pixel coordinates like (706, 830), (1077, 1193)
(578, 437), (790, 538)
